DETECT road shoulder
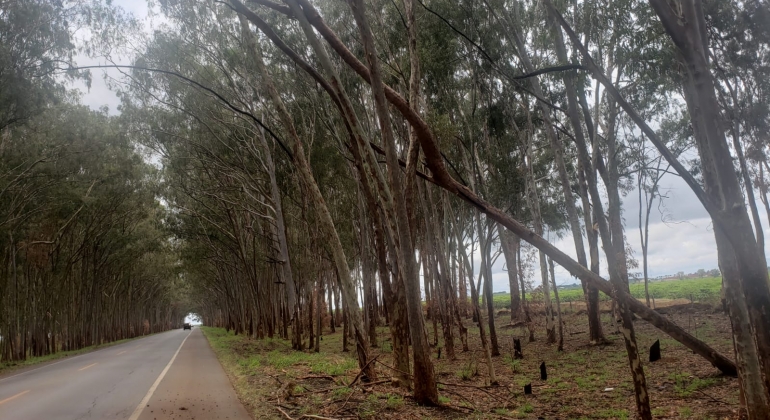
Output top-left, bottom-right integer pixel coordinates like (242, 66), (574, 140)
(137, 328), (252, 420)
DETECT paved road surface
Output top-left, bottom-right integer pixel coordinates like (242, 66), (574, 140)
(0, 328), (251, 420)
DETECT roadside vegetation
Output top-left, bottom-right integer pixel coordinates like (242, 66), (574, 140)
(3, 0), (770, 419)
(203, 305), (737, 419)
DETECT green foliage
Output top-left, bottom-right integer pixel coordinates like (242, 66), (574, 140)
(519, 402), (534, 414)
(332, 387), (353, 398)
(1, 102), (188, 362)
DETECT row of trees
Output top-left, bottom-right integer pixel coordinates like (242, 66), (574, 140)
(113, 0), (770, 418)
(0, 0), (188, 363)
(5, 0), (769, 418)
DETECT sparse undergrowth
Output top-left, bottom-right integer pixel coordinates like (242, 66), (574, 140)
(203, 304), (739, 419)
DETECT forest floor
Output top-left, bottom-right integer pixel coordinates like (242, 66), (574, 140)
(202, 300), (739, 420)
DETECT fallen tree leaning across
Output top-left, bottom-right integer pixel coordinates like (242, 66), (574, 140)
(234, 0), (737, 376)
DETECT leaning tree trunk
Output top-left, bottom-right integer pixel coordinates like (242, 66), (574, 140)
(347, 0), (439, 403)
(550, 21), (606, 343)
(238, 13), (374, 379)
(505, 2), (591, 345)
(237, 0), (739, 381)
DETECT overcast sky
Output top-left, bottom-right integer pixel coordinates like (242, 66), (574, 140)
(70, 0), (152, 114)
(73, 1), (761, 292)
(477, 173), (731, 292)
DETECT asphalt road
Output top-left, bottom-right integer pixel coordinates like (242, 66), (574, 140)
(0, 328), (251, 420)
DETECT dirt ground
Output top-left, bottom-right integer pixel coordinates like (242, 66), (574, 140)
(206, 300), (740, 420)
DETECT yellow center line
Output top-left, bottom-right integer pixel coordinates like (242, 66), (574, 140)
(78, 363), (98, 372)
(0, 390), (30, 406)
(117, 350), (127, 355)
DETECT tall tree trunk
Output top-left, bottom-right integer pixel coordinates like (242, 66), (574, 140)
(420, 183), (456, 360)
(549, 258), (564, 351)
(719, 230), (768, 418)
(517, 236), (536, 342)
(238, 13), (373, 379)
(504, 2), (589, 343)
(499, 226), (521, 320)
(248, 0), (739, 381)
(523, 126), (556, 343)
(454, 215), (497, 383)
(550, 21), (606, 343)
(347, 0), (438, 403)
(648, 2), (770, 415)
(476, 217), (500, 356)
(468, 251), (497, 385)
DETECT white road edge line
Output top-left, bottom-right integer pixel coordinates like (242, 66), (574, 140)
(128, 331), (191, 420)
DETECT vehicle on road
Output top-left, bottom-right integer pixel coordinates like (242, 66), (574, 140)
(183, 323), (192, 330)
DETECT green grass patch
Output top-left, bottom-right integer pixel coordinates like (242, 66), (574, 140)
(490, 276), (723, 309)
(519, 402), (534, 414)
(679, 406), (694, 418)
(596, 408), (630, 419)
(332, 387), (353, 398)
(669, 373), (719, 397)
(385, 394), (404, 410)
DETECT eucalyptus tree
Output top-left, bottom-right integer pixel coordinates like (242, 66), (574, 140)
(544, 0), (770, 416)
(71, 0), (770, 416)
(239, 0), (741, 409)
(0, 103), (185, 362)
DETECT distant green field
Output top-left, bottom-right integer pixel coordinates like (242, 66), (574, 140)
(491, 276), (722, 310)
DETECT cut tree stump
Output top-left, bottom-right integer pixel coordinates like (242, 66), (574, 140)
(650, 339), (661, 362)
(514, 338), (523, 359)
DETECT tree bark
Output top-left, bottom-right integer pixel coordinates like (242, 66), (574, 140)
(499, 226), (521, 320)
(647, 1), (770, 414)
(241, 0), (738, 379)
(347, 0), (438, 403)
(237, 12), (373, 379)
(548, 258), (564, 351)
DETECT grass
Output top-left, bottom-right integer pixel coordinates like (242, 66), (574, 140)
(0, 332), (159, 375)
(519, 402), (534, 414)
(490, 276), (722, 309)
(201, 307), (738, 419)
(669, 372), (720, 397)
(386, 393), (404, 409)
(204, 327), (357, 377)
(596, 408), (630, 419)
(679, 406), (694, 418)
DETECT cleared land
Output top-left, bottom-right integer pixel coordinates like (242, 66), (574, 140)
(491, 277), (722, 310)
(202, 278), (737, 420)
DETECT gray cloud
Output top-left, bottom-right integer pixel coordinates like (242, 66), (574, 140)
(70, 0), (152, 115)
